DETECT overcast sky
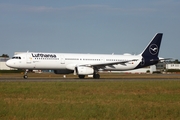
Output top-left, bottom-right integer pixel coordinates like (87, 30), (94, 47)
(0, 0), (180, 60)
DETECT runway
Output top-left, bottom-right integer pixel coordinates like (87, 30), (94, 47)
(0, 73), (180, 82)
(0, 77), (180, 82)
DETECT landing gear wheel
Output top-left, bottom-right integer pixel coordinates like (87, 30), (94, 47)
(24, 75), (28, 79)
(93, 74), (100, 79)
(78, 75), (85, 79)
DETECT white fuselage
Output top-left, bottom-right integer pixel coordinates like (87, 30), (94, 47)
(6, 52), (142, 71)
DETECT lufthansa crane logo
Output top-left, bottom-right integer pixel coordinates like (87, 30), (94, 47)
(149, 44), (158, 55)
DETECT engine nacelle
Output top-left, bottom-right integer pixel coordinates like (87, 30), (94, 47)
(77, 66), (94, 75)
(54, 69), (74, 74)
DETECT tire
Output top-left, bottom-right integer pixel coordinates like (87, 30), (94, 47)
(93, 74), (100, 79)
(78, 75), (85, 79)
(23, 75), (28, 79)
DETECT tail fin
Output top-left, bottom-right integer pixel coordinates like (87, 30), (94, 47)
(140, 33), (163, 58)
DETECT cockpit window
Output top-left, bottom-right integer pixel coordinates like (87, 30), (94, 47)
(12, 56), (21, 59)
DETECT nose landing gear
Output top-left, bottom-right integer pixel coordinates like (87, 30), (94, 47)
(23, 69), (28, 79)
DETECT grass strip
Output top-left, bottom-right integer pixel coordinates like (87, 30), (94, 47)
(0, 80), (180, 119)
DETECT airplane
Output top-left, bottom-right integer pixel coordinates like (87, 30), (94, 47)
(6, 33), (163, 79)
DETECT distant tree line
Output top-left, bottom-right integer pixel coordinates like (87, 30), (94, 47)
(174, 59), (180, 63)
(169, 59), (180, 64)
(0, 54), (9, 58)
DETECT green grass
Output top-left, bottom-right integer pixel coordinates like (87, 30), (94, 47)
(0, 80), (180, 119)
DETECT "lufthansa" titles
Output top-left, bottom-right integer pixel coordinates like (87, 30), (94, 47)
(32, 53), (57, 58)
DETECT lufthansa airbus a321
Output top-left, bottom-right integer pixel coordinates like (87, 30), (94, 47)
(6, 33), (164, 79)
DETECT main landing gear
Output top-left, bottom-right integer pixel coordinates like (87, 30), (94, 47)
(93, 73), (100, 79)
(23, 69), (28, 79)
(78, 75), (85, 79)
(93, 69), (100, 79)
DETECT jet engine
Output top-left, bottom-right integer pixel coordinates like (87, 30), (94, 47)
(76, 66), (94, 75)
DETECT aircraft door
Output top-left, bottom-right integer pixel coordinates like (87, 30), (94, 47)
(140, 57), (145, 67)
(26, 53), (32, 64)
(25, 53), (36, 69)
(101, 57), (105, 63)
(60, 55), (65, 64)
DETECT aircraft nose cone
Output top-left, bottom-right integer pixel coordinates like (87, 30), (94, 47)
(6, 60), (13, 67)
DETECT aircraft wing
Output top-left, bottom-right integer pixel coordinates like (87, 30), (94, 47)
(79, 59), (138, 68)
